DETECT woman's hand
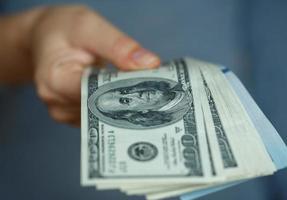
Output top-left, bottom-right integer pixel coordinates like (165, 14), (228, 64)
(0, 5), (160, 126)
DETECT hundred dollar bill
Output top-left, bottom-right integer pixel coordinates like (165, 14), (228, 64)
(81, 59), (219, 185)
(120, 60), (277, 200)
(198, 62), (276, 177)
(140, 63), (279, 200)
(92, 59), (284, 200)
(187, 59), (246, 178)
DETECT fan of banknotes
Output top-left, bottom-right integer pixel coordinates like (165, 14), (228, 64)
(80, 58), (287, 200)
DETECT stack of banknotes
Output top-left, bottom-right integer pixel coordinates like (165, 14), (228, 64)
(81, 58), (287, 200)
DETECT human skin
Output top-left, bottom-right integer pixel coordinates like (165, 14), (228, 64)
(0, 5), (160, 126)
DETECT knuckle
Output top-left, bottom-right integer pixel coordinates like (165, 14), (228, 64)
(70, 5), (91, 13)
(112, 36), (139, 61)
(71, 5), (95, 25)
(46, 64), (65, 95)
(48, 108), (67, 123)
(35, 67), (58, 103)
(36, 84), (56, 103)
(47, 104), (79, 125)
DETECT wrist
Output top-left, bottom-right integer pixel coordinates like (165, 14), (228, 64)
(0, 7), (48, 84)
(17, 7), (49, 56)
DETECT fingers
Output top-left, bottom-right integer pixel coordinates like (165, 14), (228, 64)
(37, 82), (81, 126)
(35, 47), (94, 103)
(36, 76), (81, 126)
(31, 5), (161, 127)
(48, 104), (80, 127)
(70, 7), (161, 70)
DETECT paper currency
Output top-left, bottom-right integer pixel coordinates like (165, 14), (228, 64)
(81, 59), (218, 185)
(81, 57), (287, 200)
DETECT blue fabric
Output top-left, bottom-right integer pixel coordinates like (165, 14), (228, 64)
(0, 1), (287, 200)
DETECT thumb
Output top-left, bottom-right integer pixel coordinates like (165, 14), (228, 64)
(70, 11), (161, 70)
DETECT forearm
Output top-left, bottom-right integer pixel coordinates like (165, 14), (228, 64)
(0, 7), (46, 85)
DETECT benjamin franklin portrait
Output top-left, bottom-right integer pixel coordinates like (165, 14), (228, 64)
(88, 78), (191, 129)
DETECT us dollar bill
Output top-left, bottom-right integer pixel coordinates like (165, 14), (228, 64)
(84, 58), (284, 200)
(187, 59), (240, 173)
(198, 63), (276, 177)
(201, 74), (237, 168)
(81, 59), (218, 185)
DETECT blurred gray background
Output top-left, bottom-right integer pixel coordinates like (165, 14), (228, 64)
(0, 0), (286, 200)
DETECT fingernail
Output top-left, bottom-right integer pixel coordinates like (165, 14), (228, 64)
(131, 48), (160, 68)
